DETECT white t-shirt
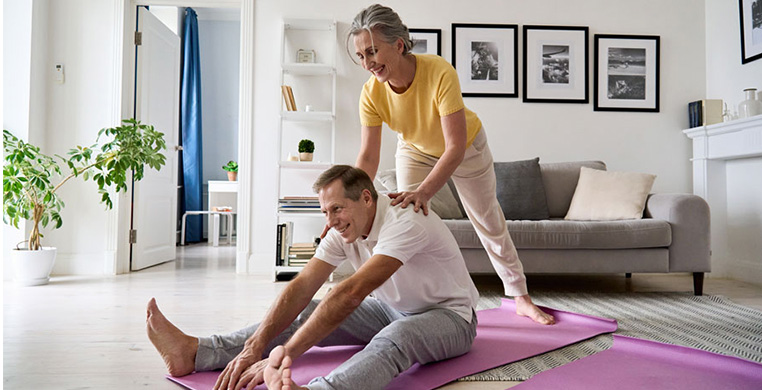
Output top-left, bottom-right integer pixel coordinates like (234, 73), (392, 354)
(315, 195), (479, 322)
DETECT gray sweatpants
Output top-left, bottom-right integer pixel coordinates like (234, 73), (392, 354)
(195, 297), (477, 390)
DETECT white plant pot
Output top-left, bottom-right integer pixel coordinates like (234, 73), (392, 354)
(299, 152), (314, 162)
(11, 247), (57, 286)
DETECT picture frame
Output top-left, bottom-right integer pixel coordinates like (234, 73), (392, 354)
(739, 0), (762, 64)
(452, 23), (518, 98)
(593, 34), (660, 112)
(409, 29), (441, 56)
(523, 25), (589, 103)
(296, 49), (315, 63)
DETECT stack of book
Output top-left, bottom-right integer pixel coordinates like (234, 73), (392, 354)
(281, 85), (297, 111)
(688, 99), (723, 128)
(275, 221), (293, 266)
(278, 196), (320, 213)
(287, 242), (317, 267)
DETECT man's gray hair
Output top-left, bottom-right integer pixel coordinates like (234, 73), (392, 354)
(346, 4), (412, 62)
(313, 165), (378, 202)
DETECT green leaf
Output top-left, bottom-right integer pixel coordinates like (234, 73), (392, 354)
(4, 118), (166, 231)
(35, 177), (47, 190)
(52, 213), (63, 229)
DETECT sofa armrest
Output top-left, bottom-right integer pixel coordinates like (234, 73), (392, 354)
(644, 193), (710, 273)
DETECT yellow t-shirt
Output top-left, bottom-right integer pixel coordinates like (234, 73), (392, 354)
(359, 54), (483, 158)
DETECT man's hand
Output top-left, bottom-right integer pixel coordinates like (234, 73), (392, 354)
(213, 348), (266, 390)
(389, 190), (431, 216)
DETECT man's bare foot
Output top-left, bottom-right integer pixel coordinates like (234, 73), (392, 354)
(515, 295), (556, 325)
(264, 346), (307, 390)
(146, 298), (199, 376)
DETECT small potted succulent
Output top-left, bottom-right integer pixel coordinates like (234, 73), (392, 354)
(3, 119), (166, 285)
(298, 139), (314, 162)
(222, 160), (238, 181)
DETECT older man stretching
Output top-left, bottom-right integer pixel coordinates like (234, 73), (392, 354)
(147, 165), (479, 390)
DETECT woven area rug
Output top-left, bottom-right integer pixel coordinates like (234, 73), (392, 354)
(461, 291), (762, 381)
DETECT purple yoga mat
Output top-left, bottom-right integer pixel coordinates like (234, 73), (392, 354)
(515, 335), (762, 390)
(168, 299), (617, 390)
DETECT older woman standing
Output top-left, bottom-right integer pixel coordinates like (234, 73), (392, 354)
(350, 4), (554, 325)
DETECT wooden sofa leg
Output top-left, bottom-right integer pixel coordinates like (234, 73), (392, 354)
(693, 272), (704, 296)
(625, 273), (632, 278)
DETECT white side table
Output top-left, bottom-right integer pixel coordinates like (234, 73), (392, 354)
(208, 180), (238, 246)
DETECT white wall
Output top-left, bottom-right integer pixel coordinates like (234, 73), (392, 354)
(28, 0), (117, 276)
(705, 0), (762, 114)
(3, 0), (34, 279)
(3, 0), (51, 280)
(705, 0), (762, 285)
(249, 0), (707, 273)
(198, 9), (240, 183)
(3, 1), (33, 139)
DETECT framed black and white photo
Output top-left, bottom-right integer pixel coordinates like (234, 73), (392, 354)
(594, 35), (660, 112)
(523, 25), (589, 103)
(452, 24), (518, 98)
(409, 29), (441, 56)
(739, 0), (762, 64)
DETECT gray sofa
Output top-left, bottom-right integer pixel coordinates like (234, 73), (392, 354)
(375, 161), (711, 295)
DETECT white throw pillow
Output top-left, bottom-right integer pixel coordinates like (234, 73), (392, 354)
(565, 167), (656, 221)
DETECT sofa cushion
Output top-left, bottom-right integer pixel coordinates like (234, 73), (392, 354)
(565, 167), (656, 221)
(540, 161), (607, 218)
(375, 169), (465, 219)
(444, 218), (671, 249)
(494, 158), (550, 220)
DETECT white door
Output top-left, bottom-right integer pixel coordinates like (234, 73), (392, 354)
(131, 7), (181, 270)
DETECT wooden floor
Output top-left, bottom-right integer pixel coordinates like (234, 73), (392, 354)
(4, 244), (762, 389)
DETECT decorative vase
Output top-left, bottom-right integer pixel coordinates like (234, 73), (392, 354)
(227, 171), (237, 181)
(738, 88), (762, 119)
(11, 247), (57, 286)
(299, 152), (314, 162)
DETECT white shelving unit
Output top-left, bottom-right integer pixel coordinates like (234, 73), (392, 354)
(274, 19), (337, 280)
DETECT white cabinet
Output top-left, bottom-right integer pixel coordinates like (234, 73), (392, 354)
(274, 19), (336, 279)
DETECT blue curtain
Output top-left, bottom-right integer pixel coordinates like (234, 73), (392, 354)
(180, 7), (203, 243)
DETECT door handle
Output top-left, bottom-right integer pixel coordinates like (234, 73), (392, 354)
(174, 145), (183, 151)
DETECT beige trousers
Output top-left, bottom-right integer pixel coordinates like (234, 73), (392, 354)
(395, 129), (528, 297)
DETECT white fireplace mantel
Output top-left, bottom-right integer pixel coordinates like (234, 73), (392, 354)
(683, 115), (762, 283)
(684, 116), (762, 195)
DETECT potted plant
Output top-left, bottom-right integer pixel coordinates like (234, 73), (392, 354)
(3, 119), (166, 286)
(298, 139), (314, 162)
(222, 160), (238, 181)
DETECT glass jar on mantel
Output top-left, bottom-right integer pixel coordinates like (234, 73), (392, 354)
(738, 88), (762, 119)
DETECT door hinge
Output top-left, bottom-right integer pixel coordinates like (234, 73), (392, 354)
(129, 229), (138, 244)
(134, 31), (142, 46)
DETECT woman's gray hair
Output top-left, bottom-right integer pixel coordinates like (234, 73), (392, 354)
(346, 4), (413, 62)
